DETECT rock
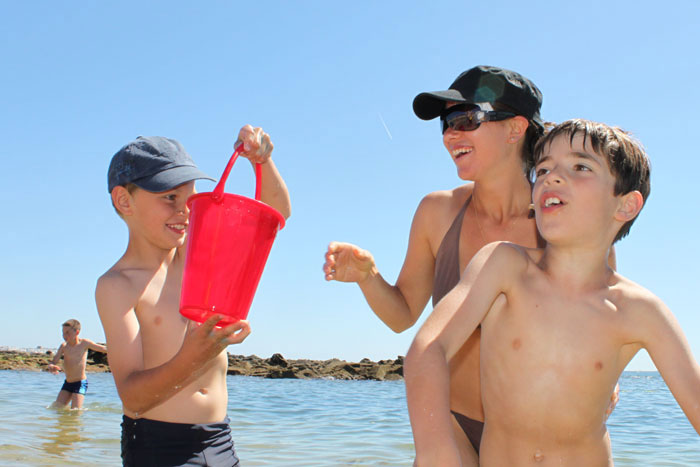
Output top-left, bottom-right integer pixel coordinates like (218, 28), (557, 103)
(0, 350), (405, 381)
(266, 353), (288, 367)
(88, 346), (108, 365)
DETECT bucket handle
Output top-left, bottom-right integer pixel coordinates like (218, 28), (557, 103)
(211, 143), (263, 203)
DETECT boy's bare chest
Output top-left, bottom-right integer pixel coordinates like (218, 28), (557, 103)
(134, 267), (188, 354)
(483, 281), (627, 372)
(63, 343), (88, 363)
(480, 280), (632, 438)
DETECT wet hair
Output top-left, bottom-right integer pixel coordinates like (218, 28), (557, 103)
(533, 119), (651, 242)
(62, 319), (81, 332)
(111, 183), (139, 218)
(491, 102), (545, 174)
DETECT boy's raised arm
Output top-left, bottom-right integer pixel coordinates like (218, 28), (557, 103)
(96, 273), (250, 415)
(405, 242), (525, 466)
(84, 339), (107, 353)
(639, 297), (700, 434)
(236, 124), (291, 220)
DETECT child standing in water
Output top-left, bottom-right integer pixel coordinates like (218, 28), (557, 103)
(47, 319), (107, 409)
(96, 126), (291, 466)
(405, 119), (700, 466)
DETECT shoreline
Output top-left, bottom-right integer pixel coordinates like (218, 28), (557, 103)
(0, 348), (404, 381)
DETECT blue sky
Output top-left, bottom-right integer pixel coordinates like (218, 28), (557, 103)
(1, 1), (698, 371)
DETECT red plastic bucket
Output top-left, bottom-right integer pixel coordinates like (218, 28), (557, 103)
(179, 145), (285, 326)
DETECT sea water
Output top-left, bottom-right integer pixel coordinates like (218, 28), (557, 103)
(0, 371), (697, 466)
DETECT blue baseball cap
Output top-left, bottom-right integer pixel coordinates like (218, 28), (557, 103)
(107, 136), (215, 193)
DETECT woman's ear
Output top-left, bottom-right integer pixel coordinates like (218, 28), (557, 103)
(112, 186), (134, 217)
(614, 190), (644, 222)
(507, 116), (529, 144)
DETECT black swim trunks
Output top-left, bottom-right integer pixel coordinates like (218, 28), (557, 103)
(61, 379), (88, 395)
(121, 415), (240, 467)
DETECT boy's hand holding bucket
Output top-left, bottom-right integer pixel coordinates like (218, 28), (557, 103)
(181, 315), (251, 368)
(179, 139), (286, 327)
(236, 125), (273, 165)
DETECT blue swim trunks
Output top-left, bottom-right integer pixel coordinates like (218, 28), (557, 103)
(61, 379), (88, 395)
(121, 415), (240, 466)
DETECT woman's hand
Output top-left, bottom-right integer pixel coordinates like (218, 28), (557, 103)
(324, 241), (377, 283)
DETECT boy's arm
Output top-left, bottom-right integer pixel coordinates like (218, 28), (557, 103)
(405, 242), (524, 466)
(47, 343), (65, 374)
(236, 124), (291, 219)
(96, 273), (250, 415)
(83, 339), (107, 353)
(639, 296), (700, 433)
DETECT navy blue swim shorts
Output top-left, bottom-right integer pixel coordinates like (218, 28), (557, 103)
(61, 379), (88, 395)
(121, 415), (240, 466)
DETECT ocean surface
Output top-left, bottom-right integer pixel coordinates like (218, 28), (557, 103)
(0, 371), (697, 466)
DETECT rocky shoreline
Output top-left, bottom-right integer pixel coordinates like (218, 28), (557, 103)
(0, 349), (404, 381)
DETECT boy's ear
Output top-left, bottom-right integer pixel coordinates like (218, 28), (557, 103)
(614, 190), (644, 222)
(112, 186), (134, 216)
(507, 116), (529, 144)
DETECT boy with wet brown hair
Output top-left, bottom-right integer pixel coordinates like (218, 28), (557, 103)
(48, 319), (107, 409)
(96, 125), (290, 466)
(405, 119), (700, 466)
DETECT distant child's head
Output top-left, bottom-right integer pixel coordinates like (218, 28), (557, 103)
(533, 119), (651, 243)
(107, 136), (214, 217)
(62, 319), (80, 340)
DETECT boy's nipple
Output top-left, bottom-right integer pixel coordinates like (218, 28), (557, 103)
(533, 449), (544, 462)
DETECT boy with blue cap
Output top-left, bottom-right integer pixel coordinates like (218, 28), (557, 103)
(97, 125), (291, 466)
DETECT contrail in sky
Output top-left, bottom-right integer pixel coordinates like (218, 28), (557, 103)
(378, 112), (393, 140)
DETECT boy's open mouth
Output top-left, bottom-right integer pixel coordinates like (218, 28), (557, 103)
(540, 193), (565, 209)
(544, 197), (563, 207)
(168, 223), (187, 232)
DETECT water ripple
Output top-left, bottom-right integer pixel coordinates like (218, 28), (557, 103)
(0, 370), (698, 466)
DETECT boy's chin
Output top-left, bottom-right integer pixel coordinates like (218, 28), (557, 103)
(538, 227), (572, 245)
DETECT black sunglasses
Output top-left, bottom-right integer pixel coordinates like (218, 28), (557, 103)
(440, 104), (515, 134)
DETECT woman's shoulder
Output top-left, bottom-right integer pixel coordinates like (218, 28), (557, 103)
(419, 183), (473, 211)
(412, 184), (474, 237)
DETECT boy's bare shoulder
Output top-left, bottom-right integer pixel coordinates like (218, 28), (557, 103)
(471, 241), (534, 277)
(612, 272), (670, 321)
(95, 260), (150, 313)
(613, 273), (661, 304)
(484, 240), (536, 262)
(97, 266), (134, 299)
